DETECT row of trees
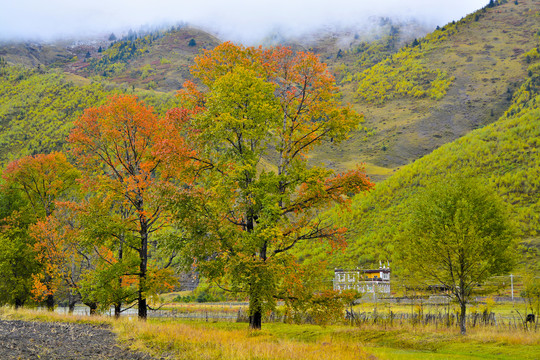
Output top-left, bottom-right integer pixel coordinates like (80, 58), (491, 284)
(0, 43), (374, 329)
(2, 42), (521, 335)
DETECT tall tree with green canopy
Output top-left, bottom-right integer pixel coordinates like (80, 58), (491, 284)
(172, 42), (374, 329)
(398, 178), (516, 335)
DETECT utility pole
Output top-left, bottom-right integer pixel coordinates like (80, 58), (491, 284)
(510, 274), (514, 302)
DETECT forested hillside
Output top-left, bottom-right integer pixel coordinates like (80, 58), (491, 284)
(296, 50), (540, 270)
(69, 26), (221, 92)
(0, 0), (538, 267)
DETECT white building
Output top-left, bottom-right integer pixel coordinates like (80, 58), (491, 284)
(333, 262), (391, 294)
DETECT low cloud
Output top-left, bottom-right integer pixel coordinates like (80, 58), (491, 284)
(1, 0), (488, 43)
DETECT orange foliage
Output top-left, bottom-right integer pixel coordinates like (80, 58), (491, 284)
(2, 152), (79, 218)
(29, 214), (78, 301)
(68, 95), (189, 318)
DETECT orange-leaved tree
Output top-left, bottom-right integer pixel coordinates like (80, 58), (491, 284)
(29, 208), (91, 313)
(172, 42), (374, 329)
(68, 95), (188, 319)
(2, 152), (79, 310)
(2, 152), (79, 219)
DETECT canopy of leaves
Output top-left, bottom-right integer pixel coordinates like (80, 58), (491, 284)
(397, 177), (516, 294)
(2, 152), (79, 219)
(0, 188), (40, 307)
(172, 43), (374, 327)
(69, 95), (186, 317)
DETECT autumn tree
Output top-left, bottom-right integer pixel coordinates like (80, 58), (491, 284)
(398, 178), (516, 335)
(172, 42), (374, 329)
(68, 95), (185, 319)
(29, 208), (92, 313)
(2, 152), (79, 310)
(2, 152), (79, 219)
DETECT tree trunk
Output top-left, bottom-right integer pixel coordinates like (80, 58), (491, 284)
(44, 273), (54, 311)
(115, 241), (123, 319)
(249, 308), (262, 330)
(138, 221), (148, 320)
(459, 301), (467, 335)
(86, 302), (98, 315)
(68, 292), (79, 314)
(249, 292), (262, 330)
(46, 294), (54, 311)
(248, 279), (263, 330)
(68, 300), (76, 314)
(14, 298), (24, 309)
(114, 303), (122, 318)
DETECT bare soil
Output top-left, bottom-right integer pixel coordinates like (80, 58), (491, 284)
(0, 319), (155, 360)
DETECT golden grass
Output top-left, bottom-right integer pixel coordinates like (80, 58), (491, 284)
(116, 320), (371, 360)
(160, 303), (244, 313)
(2, 306), (539, 359)
(0, 307), (371, 360)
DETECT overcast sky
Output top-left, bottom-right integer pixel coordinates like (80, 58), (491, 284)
(1, 0), (489, 43)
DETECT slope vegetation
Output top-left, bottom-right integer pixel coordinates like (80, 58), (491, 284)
(69, 26), (221, 92)
(297, 53), (540, 269)
(312, 0), (540, 180)
(0, 63), (179, 163)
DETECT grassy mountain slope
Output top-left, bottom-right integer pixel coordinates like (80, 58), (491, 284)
(0, 1), (538, 181)
(0, 27), (217, 164)
(0, 41), (74, 67)
(0, 63), (180, 163)
(296, 54), (540, 270)
(311, 0), (540, 180)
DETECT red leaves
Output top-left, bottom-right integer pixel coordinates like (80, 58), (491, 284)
(324, 167), (376, 202)
(69, 95), (159, 174)
(69, 95), (193, 193)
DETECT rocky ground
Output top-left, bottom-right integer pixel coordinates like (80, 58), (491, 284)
(0, 319), (155, 360)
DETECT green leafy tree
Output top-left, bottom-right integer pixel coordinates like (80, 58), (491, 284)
(398, 178), (516, 334)
(0, 187), (40, 308)
(173, 43), (374, 329)
(73, 193), (144, 317)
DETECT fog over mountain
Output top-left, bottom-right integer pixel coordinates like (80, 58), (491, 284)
(2, 0), (488, 43)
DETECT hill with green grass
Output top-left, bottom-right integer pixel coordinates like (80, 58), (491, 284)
(1, 1), (537, 177)
(296, 52), (540, 272)
(0, 26), (220, 163)
(311, 0), (540, 180)
(0, 62), (180, 163)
